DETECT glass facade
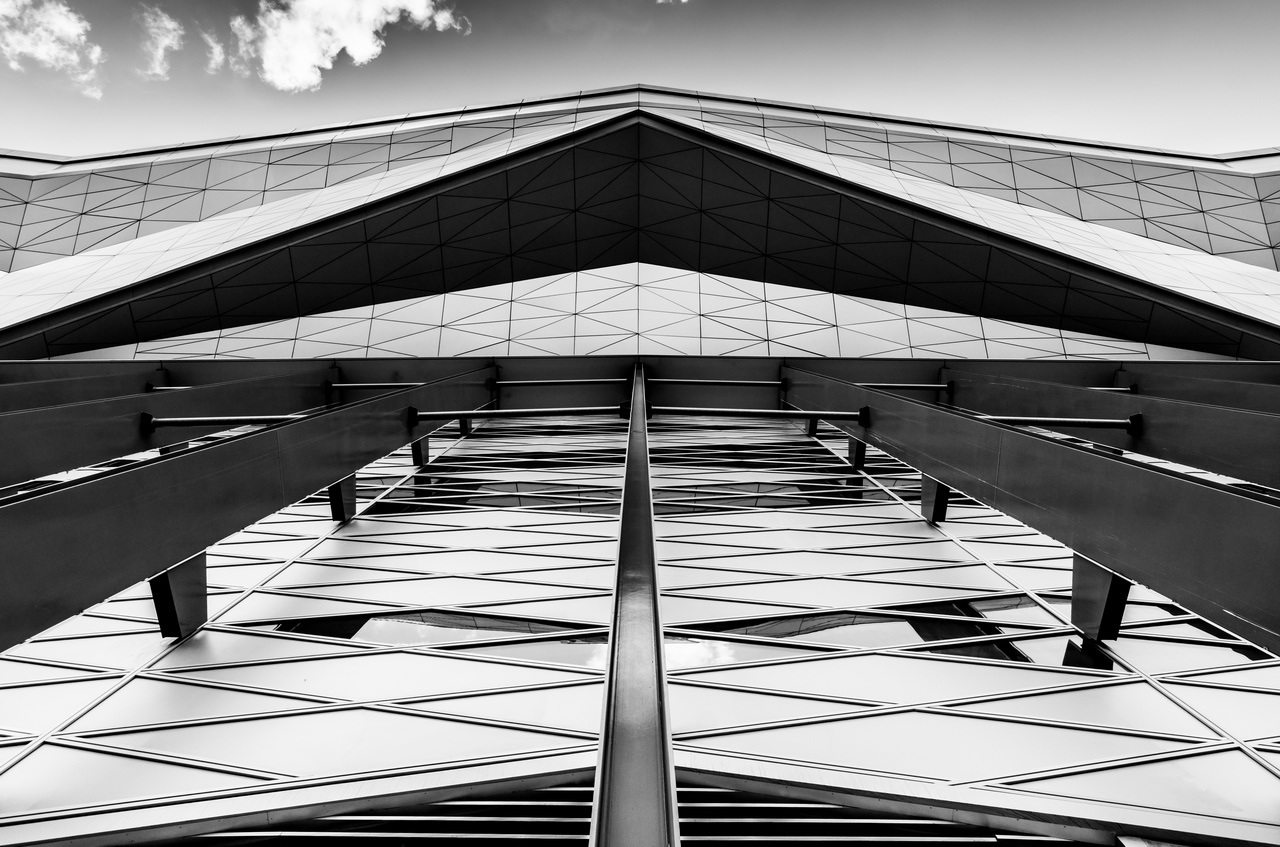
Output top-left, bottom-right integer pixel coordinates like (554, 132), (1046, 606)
(0, 85), (1279, 846)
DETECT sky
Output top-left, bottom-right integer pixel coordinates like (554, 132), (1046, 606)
(2, 0), (1279, 158)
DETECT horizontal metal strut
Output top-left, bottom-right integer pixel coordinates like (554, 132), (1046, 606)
(0, 364), (491, 650)
(857, 383), (951, 390)
(648, 378), (782, 387)
(975, 414), (1142, 433)
(142, 413), (309, 430)
(784, 362), (1280, 655)
(651, 406), (867, 421)
(493, 378), (629, 386)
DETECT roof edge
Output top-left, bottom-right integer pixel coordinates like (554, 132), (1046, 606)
(2, 83), (1278, 175)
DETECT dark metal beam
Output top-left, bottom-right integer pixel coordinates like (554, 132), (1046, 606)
(148, 552), (206, 639)
(0, 367), (338, 489)
(920, 476), (952, 524)
(945, 367), (1280, 488)
(783, 362), (1280, 656)
(591, 365), (680, 847)
(0, 363), (491, 650)
(1072, 554), (1131, 642)
(0, 367), (163, 413)
(1117, 368), (1280, 416)
(327, 474), (357, 523)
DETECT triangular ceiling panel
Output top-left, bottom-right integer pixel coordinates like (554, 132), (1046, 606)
(2, 110), (1280, 359)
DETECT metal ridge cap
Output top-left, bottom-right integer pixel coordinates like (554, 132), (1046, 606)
(4, 84), (1278, 175)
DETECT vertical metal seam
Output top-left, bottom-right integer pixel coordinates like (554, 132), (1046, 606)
(589, 362), (680, 847)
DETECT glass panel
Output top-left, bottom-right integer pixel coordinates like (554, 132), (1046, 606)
(664, 635), (818, 669)
(658, 565), (782, 588)
(0, 659), (99, 685)
(668, 682), (866, 734)
(153, 629), (365, 669)
(174, 651), (588, 700)
(476, 596), (615, 625)
(499, 566), (617, 588)
(992, 565), (1071, 591)
(405, 682), (604, 733)
(680, 579), (988, 609)
(297, 576), (590, 607)
(680, 551), (957, 576)
(902, 596), (1063, 626)
(8, 632), (171, 670)
(0, 744), (265, 815)
(685, 653), (1105, 703)
(457, 631), (610, 668)
(685, 710), (1188, 782)
(660, 595), (802, 624)
(0, 677), (119, 734)
(1179, 664), (1280, 691)
(1007, 750), (1280, 824)
(93, 709), (580, 778)
(950, 682), (1216, 737)
(694, 611), (1001, 649)
(67, 678), (315, 732)
(249, 612), (578, 647)
(857, 564), (1012, 590)
(1163, 683), (1280, 740)
(216, 591), (398, 623)
(207, 563), (284, 588)
(302, 549), (608, 574)
(1109, 637), (1263, 675)
(265, 562), (422, 587)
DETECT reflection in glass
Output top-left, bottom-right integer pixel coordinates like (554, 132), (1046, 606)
(663, 635), (815, 669)
(459, 634), (611, 669)
(905, 596), (1062, 626)
(925, 635), (1079, 665)
(687, 611), (1003, 649)
(257, 610), (580, 646)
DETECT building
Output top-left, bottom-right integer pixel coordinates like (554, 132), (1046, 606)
(0, 85), (1278, 846)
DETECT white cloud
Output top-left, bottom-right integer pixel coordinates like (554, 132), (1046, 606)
(137, 4), (183, 80)
(199, 28), (224, 73)
(232, 0), (470, 93)
(0, 0), (105, 98)
(228, 14), (256, 76)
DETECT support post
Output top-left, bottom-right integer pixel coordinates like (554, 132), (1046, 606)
(1072, 553), (1131, 641)
(458, 417), (472, 436)
(149, 552), (207, 639)
(849, 436), (867, 470)
(410, 436), (429, 469)
(327, 474), (357, 522)
(920, 475), (951, 524)
(591, 364), (680, 847)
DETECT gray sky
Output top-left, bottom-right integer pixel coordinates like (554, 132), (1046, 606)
(3, 0), (1279, 157)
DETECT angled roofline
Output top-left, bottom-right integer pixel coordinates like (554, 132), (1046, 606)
(1, 83), (1278, 175)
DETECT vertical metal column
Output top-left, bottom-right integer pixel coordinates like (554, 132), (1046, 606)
(590, 364), (681, 847)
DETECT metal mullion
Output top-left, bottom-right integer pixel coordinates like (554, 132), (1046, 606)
(590, 364), (680, 847)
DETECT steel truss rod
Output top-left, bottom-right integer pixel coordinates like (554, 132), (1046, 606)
(0, 366), (339, 489)
(651, 406), (867, 422)
(142, 413), (309, 430)
(591, 364), (680, 847)
(492, 378), (629, 387)
(784, 362), (1280, 655)
(945, 367), (1280, 487)
(855, 383), (951, 390)
(974, 414), (1142, 432)
(648, 378), (782, 387)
